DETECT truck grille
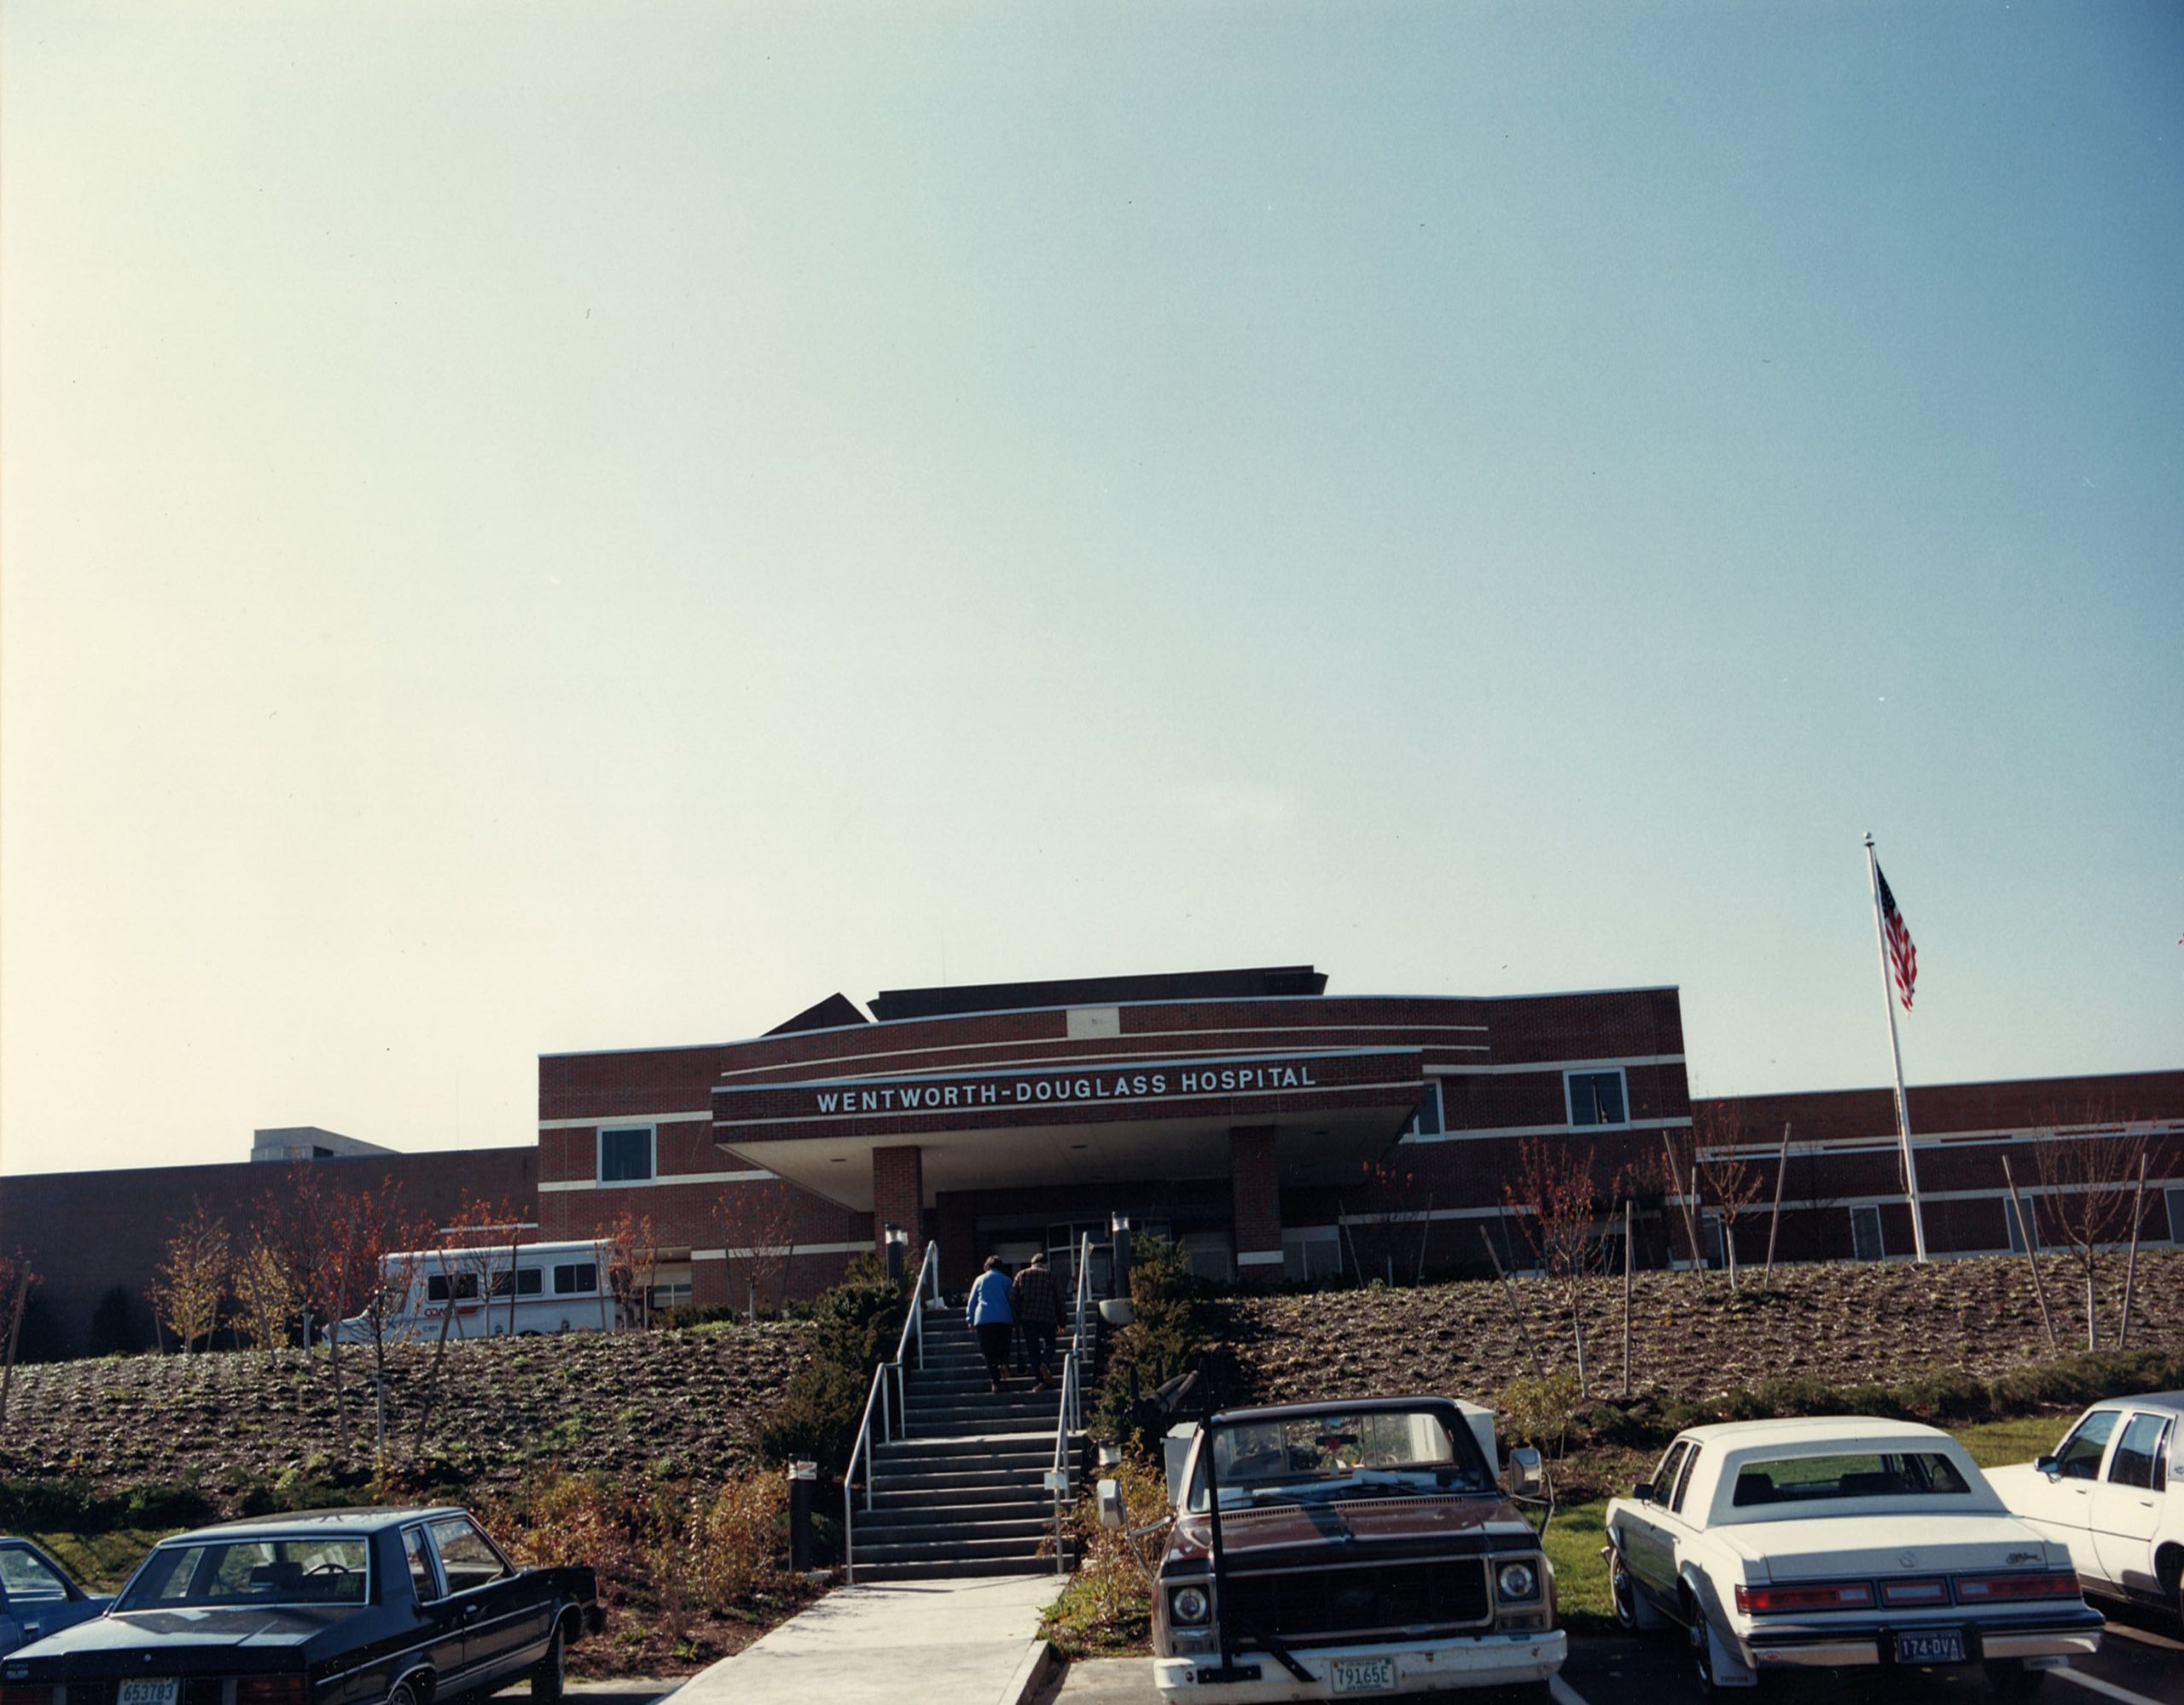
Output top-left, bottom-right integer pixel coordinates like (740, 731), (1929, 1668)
(1223, 1557), (1492, 1644)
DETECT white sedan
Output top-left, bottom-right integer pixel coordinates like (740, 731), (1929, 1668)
(1603, 1417), (2103, 1696)
(1988, 1390), (2183, 1622)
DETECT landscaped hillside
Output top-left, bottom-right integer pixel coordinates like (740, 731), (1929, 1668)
(0, 1321), (810, 1504)
(1219, 1249), (2184, 1410)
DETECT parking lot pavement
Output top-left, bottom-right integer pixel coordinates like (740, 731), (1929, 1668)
(1559, 1621), (2184, 1705)
(1040, 1618), (2184, 1705)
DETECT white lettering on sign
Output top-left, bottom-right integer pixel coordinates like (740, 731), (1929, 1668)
(807, 1063), (1318, 1118)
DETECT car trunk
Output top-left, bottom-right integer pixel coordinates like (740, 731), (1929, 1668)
(1716, 1514), (2055, 1580)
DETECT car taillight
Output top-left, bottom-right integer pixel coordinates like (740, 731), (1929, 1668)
(1954, 1573), (2079, 1602)
(1879, 1579), (1951, 1607)
(2, 1685), (55, 1705)
(1734, 1581), (1875, 1615)
(235, 1679), (309, 1705)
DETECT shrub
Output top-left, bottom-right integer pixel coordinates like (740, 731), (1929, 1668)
(1091, 1237), (1205, 1452)
(1495, 1370), (1584, 1452)
(1042, 1452), (1170, 1658)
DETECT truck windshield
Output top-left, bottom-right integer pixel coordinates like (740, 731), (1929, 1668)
(1191, 1409), (1492, 1508)
(119, 1538), (370, 1610)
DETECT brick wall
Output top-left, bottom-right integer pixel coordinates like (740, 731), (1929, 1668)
(0, 1147), (537, 1359)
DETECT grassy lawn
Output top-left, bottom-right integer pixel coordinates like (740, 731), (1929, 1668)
(1952, 1415), (2071, 1470)
(29, 1529), (172, 1593)
(1541, 1498), (1614, 1634)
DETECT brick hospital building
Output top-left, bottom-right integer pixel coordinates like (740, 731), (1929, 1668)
(4, 963), (2181, 1353)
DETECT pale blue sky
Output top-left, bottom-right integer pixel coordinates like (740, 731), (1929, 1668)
(3, 3), (2179, 1176)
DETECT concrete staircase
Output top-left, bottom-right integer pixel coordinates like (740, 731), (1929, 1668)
(847, 1306), (1089, 1581)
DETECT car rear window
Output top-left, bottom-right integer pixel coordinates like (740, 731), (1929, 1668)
(1731, 1452), (1972, 1506)
(119, 1538), (370, 1610)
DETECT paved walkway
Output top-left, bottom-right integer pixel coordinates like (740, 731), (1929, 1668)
(671, 1574), (1060, 1705)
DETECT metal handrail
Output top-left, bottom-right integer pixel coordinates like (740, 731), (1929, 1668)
(844, 1239), (940, 1586)
(1048, 1231), (1098, 1575)
(1049, 1347), (1079, 1574)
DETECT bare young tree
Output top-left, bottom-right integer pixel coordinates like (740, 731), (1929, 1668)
(728, 1183), (802, 1318)
(230, 1238), (301, 1364)
(0, 1249), (38, 1435)
(150, 1203), (231, 1354)
(410, 1196), (521, 1450)
(1691, 1106), (1769, 1289)
(1502, 1138), (1609, 1395)
(602, 1207), (662, 1329)
(2029, 1113), (2153, 1351)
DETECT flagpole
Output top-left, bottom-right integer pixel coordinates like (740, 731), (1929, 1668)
(1864, 832), (1928, 1263)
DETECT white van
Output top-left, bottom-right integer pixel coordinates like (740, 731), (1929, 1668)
(328, 1238), (621, 1343)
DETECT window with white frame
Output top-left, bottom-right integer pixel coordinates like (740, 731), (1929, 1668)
(2004, 1193), (2042, 1254)
(1282, 1226), (1343, 1284)
(1850, 1204), (1886, 1262)
(597, 1125), (654, 1184)
(1409, 1081), (1444, 1138)
(1565, 1068), (1628, 1127)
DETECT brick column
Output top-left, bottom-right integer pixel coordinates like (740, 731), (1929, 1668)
(872, 1144), (925, 1270)
(1230, 1126), (1284, 1286)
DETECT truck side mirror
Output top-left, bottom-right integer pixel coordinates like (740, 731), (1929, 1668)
(1096, 1478), (1126, 1530)
(1631, 1481), (1655, 1504)
(1505, 1446), (1543, 1494)
(2035, 1456), (2060, 1480)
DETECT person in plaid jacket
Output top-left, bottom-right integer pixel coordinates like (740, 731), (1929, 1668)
(1010, 1250), (1061, 1390)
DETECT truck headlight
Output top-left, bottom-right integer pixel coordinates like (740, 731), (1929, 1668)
(1496, 1562), (1540, 1601)
(1170, 1586), (1211, 1625)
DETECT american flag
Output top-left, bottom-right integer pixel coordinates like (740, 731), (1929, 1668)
(1877, 864), (1918, 1011)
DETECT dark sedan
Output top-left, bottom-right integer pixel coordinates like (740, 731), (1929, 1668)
(0, 1508), (599, 1705)
(2, 1540), (111, 1658)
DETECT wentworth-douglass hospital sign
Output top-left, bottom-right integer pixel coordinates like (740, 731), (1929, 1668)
(712, 1048), (1424, 1134)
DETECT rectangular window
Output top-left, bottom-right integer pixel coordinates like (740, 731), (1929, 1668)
(1409, 1081), (1443, 1138)
(553, 1262), (598, 1295)
(487, 1266), (547, 1298)
(2004, 1194), (2041, 1254)
(598, 1126), (655, 1184)
(1850, 1204), (1886, 1262)
(426, 1272), (479, 1303)
(1703, 1213), (1726, 1270)
(648, 1282), (693, 1311)
(1566, 1069), (1628, 1127)
(1282, 1226), (1343, 1284)
(2169, 1186), (2184, 1247)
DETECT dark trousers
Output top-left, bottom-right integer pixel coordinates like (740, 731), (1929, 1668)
(976, 1322), (1014, 1386)
(1022, 1323), (1057, 1380)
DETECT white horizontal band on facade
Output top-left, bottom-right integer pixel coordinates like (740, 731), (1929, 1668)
(539, 1170), (775, 1193)
(1235, 1250), (1287, 1266)
(1403, 1115), (1691, 1144)
(715, 1026), (1491, 1081)
(1702, 1121), (2182, 1162)
(1429, 1054), (1686, 1078)
(688, 1241), (874, 1261)
(538, 1111), (712, 1132)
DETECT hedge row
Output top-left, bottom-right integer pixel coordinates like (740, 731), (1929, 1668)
(1571, 1347), (2184, 1451)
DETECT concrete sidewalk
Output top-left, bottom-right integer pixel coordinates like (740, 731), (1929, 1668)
(671, 1574), (1060, 1705)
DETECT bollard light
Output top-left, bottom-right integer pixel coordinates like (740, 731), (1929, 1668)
(1109, 1213), (1133, 1297)
(884, 1222), (908, 1288)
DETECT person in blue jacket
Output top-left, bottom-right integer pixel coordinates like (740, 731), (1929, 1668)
(965, 1254), (1018, 1393)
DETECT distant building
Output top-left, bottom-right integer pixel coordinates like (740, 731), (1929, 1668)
(248, 1126), (398, 1164)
